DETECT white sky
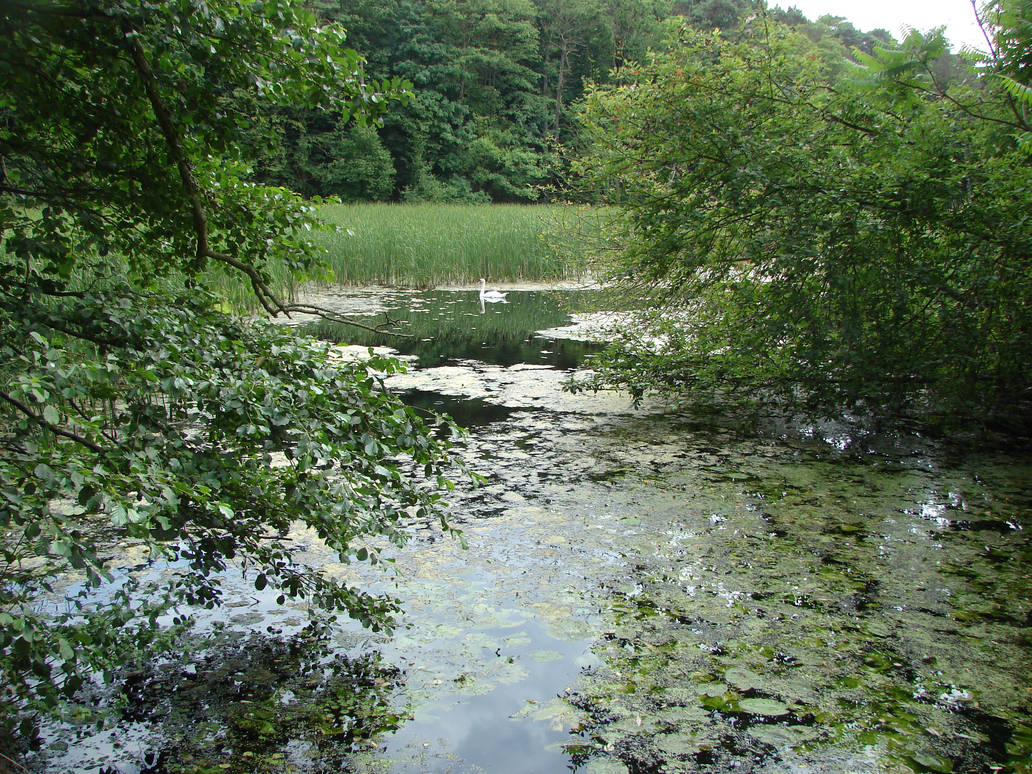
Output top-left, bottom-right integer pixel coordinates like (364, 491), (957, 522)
(768, 0), (991, 50)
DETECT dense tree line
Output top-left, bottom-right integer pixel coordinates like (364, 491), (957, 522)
(254, 0), (908, 202)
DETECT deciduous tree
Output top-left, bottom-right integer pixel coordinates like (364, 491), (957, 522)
(0, 0), (462, 750)
(570, 8), (1032, 431)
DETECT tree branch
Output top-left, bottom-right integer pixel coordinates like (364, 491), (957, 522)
(123, 28), (215, 266)
(0, 391), (105, 454)
(123, 28), (364, 326)
(277, 302), (415, 336)
(124, 27), (307, 317)
(122, 25), (419, 335)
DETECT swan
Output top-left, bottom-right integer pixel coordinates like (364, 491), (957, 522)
(479, 278), (508, 303)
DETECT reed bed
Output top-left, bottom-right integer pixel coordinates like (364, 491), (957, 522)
(313, 203), (588, 287)
(200, 202), (602, 310)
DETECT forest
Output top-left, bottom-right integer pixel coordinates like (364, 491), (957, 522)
(253, 0), (920, 203)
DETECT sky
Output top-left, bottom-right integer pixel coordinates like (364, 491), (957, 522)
(768, 0), (990, 50)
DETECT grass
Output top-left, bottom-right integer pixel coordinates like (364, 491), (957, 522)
(312, 202), (593, 287)
(200, 202), (605, 310)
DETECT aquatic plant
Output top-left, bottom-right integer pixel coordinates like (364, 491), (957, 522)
(311, 203), (590, 287)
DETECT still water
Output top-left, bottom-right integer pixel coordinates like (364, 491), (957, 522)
(36, 286), (1032, 773)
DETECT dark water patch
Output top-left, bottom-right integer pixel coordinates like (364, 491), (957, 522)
(43, 624), (405, 773)
(403, 388), (526, 428)
(302, 289), (606, 368)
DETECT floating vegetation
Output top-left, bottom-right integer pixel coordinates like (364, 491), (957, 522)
(29, 287), (1032, 773)
(556, 425), (1032, 774)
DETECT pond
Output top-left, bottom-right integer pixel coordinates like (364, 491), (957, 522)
(34, 285), (1032, 773)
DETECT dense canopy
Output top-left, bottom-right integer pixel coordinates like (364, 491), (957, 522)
(0, 0), (462, 749)
(570, 1), (1032, 432)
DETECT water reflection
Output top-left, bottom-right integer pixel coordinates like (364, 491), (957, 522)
(377, 621), (596, 774)
(301, 288), (604, 369)
(32, 287), (1032, 774)
(403, 388), (526, 428)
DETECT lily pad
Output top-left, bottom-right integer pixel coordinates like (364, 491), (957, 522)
(724, 667), (763, 691)
(584, 758), (631, 774)
(655, 731), (702, 757)
(701, 680), (731, 697)
(908, 752), (954, 772)
(737, 698), (791, 716)
(528, 649), (564, 662)
(747, 724), (821, 748)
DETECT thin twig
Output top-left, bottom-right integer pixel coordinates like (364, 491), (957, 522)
(0, 391), (105, 454)
(277, 302), (414, 336)
(0, 750), (31, 773)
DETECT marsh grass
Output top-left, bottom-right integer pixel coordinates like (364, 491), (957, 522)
(198, 202), (601, 310)
(313, 203), (590, 287)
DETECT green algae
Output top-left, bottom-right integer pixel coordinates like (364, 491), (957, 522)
(32, 287), (1032, 773)
(558, 426), (1032, 774)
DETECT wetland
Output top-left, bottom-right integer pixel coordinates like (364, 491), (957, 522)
(34, 285), (1032, 774)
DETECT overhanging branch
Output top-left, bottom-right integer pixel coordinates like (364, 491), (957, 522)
(278, 302), (415, 336)
(0, 390), (105, 454)
(123, 26), (398, 331)
(124, 26), (292, 318)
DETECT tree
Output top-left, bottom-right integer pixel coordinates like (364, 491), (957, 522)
(537, 0), (616, 137)
(569, 10), (1032, 431)
(975, 0), (1032, 152)
(258, 112), (397, 200)
(671, 0), (752, 31)
(0, 0), (463, 752)
(606, 0), (671, 66)
(316, 0), (553, 201)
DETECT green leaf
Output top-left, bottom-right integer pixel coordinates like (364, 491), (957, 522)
(57, 638), (75, 662)
(737, 698), (790, 717)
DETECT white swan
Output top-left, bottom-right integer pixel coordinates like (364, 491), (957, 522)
(479, 278), (508, 303)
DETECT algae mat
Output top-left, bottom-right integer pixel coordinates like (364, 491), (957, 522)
(32, 287), (1032, 774)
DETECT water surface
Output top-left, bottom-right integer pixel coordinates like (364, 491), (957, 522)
(34, 287), (1032, 774)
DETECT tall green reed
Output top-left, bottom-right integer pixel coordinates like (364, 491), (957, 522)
(199, 202), (600, 310)
(313, 203), (589, 287)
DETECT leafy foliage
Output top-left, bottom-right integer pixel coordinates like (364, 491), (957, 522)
(0, 0), (462, 751)
(258, 114), (398, 201)
(306, 0), (677, 201)
(251, 0), (914, 203)
(570, 12), (1032, 430)
(974, 0), (1032, 152)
